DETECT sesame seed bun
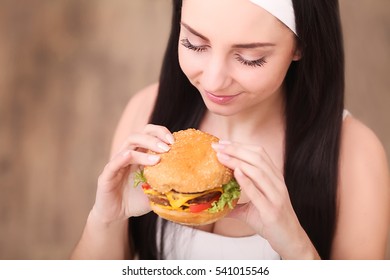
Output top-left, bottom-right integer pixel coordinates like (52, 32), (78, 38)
(144, 128), (232, 194)
(141, 129), (239, 225)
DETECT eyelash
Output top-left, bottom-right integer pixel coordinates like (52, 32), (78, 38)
(180, 38), (267, 68)
(180, 38), (207, 52)
(234, 54), (267, 68)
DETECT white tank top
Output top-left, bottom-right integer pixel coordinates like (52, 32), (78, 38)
(157, 218), (280, 260)
(157, 109), (351, 259)
(343, 109), (350, 121)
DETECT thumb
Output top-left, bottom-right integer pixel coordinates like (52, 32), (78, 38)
(226, 203), (249, 220)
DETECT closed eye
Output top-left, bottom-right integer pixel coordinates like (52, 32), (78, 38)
(180, 38), (208, 52)
(235, 54), (267, 68)
(181, 37), (267, 68)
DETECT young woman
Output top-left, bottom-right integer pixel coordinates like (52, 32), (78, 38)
(71, 0), (389, 260)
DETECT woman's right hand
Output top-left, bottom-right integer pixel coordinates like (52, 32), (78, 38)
(91, 124), (174, 225)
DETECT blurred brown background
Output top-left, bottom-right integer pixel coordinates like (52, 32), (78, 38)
(0, 0), (389, 259)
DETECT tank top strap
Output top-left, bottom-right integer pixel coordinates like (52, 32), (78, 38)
(343, 109), (351, 121)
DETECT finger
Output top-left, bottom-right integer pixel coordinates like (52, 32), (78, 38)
(214, 147), (270, 185)
(143, 124), (175, 144)
(234, 164), (280, 203)
(245, 144), (284, 181)
(216, 148), (284, 206)
(234, 168), (268, 214)
(226, 203), (249, 219)
(213, 141), (284, 181)
(117, 133), (171, 158)
(102, 149), (160, 182)
(116, 125), (174, 156)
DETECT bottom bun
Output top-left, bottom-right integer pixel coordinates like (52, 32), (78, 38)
(150, 200), (238, 226)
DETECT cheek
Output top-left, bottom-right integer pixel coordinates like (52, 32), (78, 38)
(235, 70), (277, 97)
(236, 61), (290, 96)
(178, 47), (201, 80)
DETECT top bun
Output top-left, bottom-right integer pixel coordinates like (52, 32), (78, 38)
(144, 129), (232, 193)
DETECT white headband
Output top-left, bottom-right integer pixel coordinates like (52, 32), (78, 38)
(249, 0), (297, 35)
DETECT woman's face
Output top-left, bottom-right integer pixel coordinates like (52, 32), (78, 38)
(178, 0), (300, 116)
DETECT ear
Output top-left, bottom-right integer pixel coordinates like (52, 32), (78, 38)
(292, 46), (302, 61)
(292, 47), (302, 61)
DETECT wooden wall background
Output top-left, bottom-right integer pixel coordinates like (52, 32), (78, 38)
(0, 0), (389, 259)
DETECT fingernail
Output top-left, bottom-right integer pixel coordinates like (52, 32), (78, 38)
(122, 150), (131, 157)
(219, 140), (231, 145)
(165, 134), (175, 144)
(212, 142), (225, 151)
(157, 142), (170, 152)
(148, 154), (160, 163)
(217, 152), (230, 161)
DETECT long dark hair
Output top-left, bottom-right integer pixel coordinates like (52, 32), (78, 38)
(129, 0), (344, 260)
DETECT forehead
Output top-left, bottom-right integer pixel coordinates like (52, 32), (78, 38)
(181, 0), (290, 43)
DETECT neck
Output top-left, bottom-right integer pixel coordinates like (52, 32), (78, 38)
(202, 89), (285, 143)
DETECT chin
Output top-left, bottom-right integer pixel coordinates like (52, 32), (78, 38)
(202, 99), (243, 117)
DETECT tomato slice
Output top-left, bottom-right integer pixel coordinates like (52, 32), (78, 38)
(141, 183), (151, 190)
(189, 196), (220, 213)
(189, 202), (212, 213)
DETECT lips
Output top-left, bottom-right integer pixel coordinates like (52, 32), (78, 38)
(204, 90), (241, 105)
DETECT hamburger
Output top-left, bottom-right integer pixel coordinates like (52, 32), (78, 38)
(134, 128), (240, 225)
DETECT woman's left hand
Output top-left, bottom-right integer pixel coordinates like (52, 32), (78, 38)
(212, 140), (319, 259)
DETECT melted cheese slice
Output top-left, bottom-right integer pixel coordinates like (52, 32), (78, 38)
(143, 187), (223, 209)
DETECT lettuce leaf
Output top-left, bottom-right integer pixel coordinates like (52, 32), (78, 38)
(133, 169), (146, 188)
(208, 179), (241, 213)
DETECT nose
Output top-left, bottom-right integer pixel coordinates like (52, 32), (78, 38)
(200, 53), (232, 92)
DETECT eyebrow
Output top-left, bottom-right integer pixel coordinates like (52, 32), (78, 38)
(181, 22), (276, 49)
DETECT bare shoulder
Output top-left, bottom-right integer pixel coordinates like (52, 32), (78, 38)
(340, 116), (388, 169)
(331, 115), (390, 259)
(110, 83), (159, 155)
(340, 116), (389, 184)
